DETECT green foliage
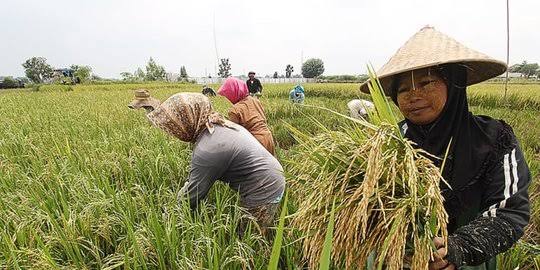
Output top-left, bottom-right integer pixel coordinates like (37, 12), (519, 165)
(319, 199), (336, 270)
(0, 82), (537, 268)
(21, 56), (54, 83)
(301, 58), (325, 78)
(0, 77), (20, 89)
(218, 58), (231, 78)
(180, 66), (188, 78)
(320, 74), (369, 82)
(285, 64), (294, 78)
(511, 61), (540, 78)
(70, 65), (93, 82)
(268, 192), (288, 270)
(134, 68), (145, 81)
(120, 72), (134, 81)
(145, 57), (166, 81)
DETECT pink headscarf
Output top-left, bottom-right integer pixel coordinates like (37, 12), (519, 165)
(218, 77), (249, 104)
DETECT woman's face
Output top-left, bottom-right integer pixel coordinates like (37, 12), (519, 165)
(396, 69), (448, 125)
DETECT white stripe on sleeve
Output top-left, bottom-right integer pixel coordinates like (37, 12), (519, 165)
(499, 153), (512, 210)
(511, 149), (519, 195)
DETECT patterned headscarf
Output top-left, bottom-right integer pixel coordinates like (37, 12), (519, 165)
(217, 77), (249, 104)
(147, 92), (232, 142)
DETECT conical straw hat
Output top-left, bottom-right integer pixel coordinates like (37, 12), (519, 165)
(360, 26), (507, 94)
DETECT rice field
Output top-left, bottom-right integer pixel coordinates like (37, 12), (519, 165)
(0, 82), (538, 268)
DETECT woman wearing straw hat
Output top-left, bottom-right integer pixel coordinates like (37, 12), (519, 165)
(361, 26), (530, 270)
(129, 92), (286, 234)
(128, 89), (162, 112)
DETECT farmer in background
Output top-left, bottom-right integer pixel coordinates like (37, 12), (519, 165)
(246, 71), (263, 96)
(289, 84), (305, 103)
(201, 84), (216, 96)
(347, 99), (374, 120)
(218, 77), (276, 155)
(132, 92), (285, 234)
(361, 26), (530, 270)
(127, 89), (161, 113)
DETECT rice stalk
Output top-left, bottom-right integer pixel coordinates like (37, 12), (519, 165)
(286, 69), (448, 269)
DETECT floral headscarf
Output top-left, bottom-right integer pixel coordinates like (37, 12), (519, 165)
(147, 92), (232, 142)
(217, 77), (249, 104)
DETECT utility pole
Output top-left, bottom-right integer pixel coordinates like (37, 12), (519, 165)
(504, 0), (510, 101)
(301, 50), (304, 78)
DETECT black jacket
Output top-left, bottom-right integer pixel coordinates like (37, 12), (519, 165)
(444, 121), (530, 268)
(246, 78), (263, 94)
(400, 119), (530, 268)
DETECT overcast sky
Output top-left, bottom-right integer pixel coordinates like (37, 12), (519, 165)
(1, 0), (538, 78)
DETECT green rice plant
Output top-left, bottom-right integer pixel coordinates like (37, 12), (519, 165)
(267, 192), (288, 270)
(285, 69), (448, 269)
(498, 240), (540, 270)
(318, 199), (336, 270)
(0, 81), (538, 268)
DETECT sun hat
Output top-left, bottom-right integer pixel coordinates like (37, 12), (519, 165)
(360, 26), (507, 95)
(128, 89), (161, 110)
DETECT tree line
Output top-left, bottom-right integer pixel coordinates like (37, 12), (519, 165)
(509, 61), (540, 78)
(21, 57), (93, 84)
(16, 56), (538, 86)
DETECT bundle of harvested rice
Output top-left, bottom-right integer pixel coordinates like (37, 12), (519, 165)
(286, 69), (448, 269)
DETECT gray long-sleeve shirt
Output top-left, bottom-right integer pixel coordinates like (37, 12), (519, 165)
(180, 124), (285, 209)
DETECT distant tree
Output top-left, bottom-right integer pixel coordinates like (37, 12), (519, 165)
(511, 61), (539, 78)
(285, 64), (294, 78)
(18, 77), (30, 84)
(0, 77), (20, 89)
(120, 72), (134, 81)
(358, 74), (369, 82)
(508, 64), (522, 73)
(134, 68), (145, 81)
(301, 58), (325, 78)
(521, 62), (539, 78)
(70, 65), (92, 82)
(180, 66), (188, 78)
(145, 57), (166, 81)
(22, 57), (54, 83)
(218, 58), (231, 78)
(273, 71), (278, 78)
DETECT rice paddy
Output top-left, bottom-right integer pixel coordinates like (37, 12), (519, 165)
(0, 82), (539, 268)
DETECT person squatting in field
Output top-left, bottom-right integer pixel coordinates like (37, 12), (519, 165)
(201, 84), (216, 96)
(289, 84), (305, 104)
(218, 77), (276, 155)
(361, 26), (530, 270)
(347, 99), (375, 120)
(129, 92), (286, 235)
